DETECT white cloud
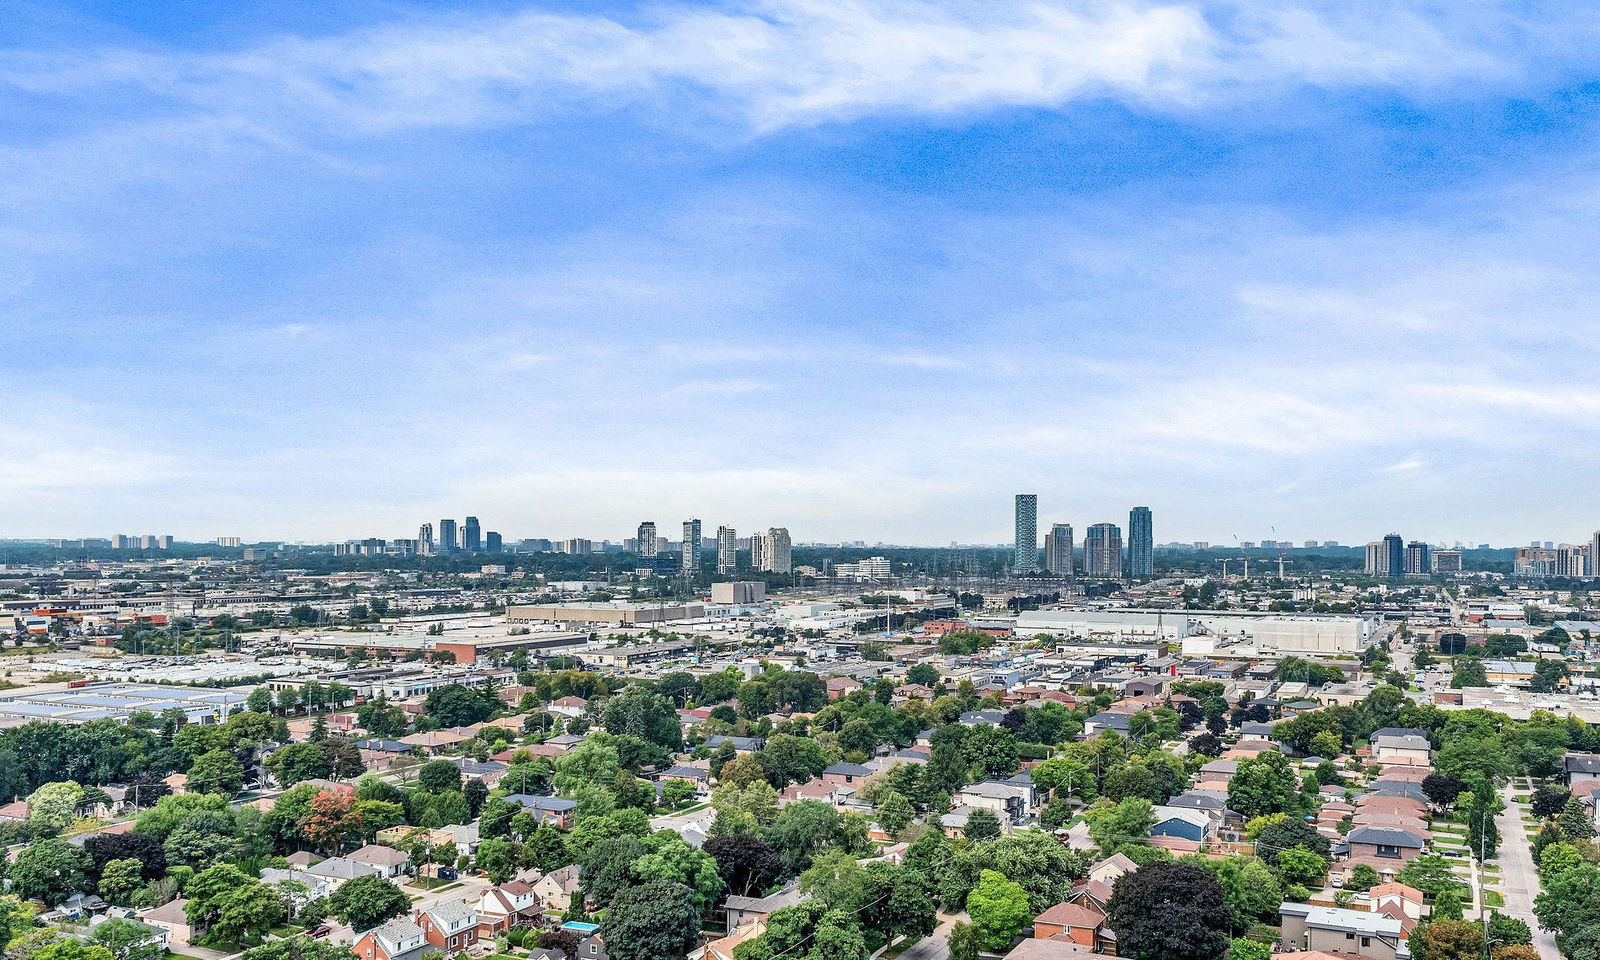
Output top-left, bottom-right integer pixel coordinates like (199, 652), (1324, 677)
(1, 0), (1584, 139)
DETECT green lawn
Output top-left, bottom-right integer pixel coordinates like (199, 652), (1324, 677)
(1484, 891), (1505, 907)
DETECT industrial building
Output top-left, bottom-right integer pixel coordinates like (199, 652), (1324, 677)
(1014, 608), (1379, 654)
(505, 601), (705, 626)
(0, 682), (248, 727)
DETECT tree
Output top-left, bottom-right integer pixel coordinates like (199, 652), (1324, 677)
(463, 777), (488, 816)
(1229, 940), (1271, 960)
(706, 834), (783, 897)
(12, 837), (90, 905)
(187, 750), (244, 796)
(186, 865), (285, 946)
(964, 808), (1001, 842)
(424, 685), (497, 728)
(98, 858), (145, 905)
(87, 918), (164, 960)
(1347, 863), (1381, 892)
(1560, 795), (1596, 842)
(603, 688), (683, 751)
(1277, 848), (1327, 886)
(476, 838), (518, 885)
(1413, 920), (1483, 960)
(1252, 815), (1329, 865)
(266, 743), (331, 788)
(417, 760), (462, 794)
(31, 944), (115, 960)
(875, 791), (915, 835)
(602, 880), (700, 960)
(1227, 752), (1300, 820)
(304, 789), (364, 854)
(1107, 861), (1232, 960)
(1487, 912), (1532, 947)
(246, 689), (275, 714)
(1398, 855), (1469, 901)
(1532, 786), (1571, 820)
(85, 832), (166, 881)
(328, 875), (409, 932)
(948, 922), (981, 960)
(966, 870), (1031, 952)
(1431, 890), (1465, 921)
(1422, 773), (1468, 810)
(27, 781), (85, 829)
(1451, 660), (1489, 689)
(240, 937), (357, 960)
(1090, 797), (1156, 855)
(906, 664), (940, 687)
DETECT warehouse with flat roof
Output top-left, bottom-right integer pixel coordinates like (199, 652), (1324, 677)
(0, 682), (248, 726)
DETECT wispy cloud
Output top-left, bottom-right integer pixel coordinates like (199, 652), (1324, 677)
(2, 0), (1590, 140)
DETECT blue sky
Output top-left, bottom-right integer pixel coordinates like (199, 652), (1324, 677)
(4, 0), (1600, 546)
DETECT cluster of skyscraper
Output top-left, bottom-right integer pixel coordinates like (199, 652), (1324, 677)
(415, 516), (502, 555)
(1013, 496), (1153, 579)
(634, 520), (791, 578)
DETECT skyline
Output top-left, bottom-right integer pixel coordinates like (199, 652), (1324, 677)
(6, 1), (1600, 542)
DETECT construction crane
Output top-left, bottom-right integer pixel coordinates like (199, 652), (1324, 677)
(1271, 526), (1287, 580)
(1232, 535), (1250, 579)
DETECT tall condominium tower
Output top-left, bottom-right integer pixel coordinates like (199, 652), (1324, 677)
(1405, 541), (1431, 576)
(1013, 494), (1039, 574)
(1591, 530), (1600, 577)
(637, 522), (658, 558)
(750, 531), (767, 572)
(418, 523), (434, 555)
(1085, 523), (1123, 578)
(1363, 542), (1387, 575)
(1045, 523), (1075, 577)
(1128, 506), (1153, 576)
(761, 527), (792, 574)
(717, 526), (738, 574)
(439, 519), (459, 554)
(1383, 533), (1404, 577)
(485, 531), (502, 553)
(463, 516), (482, 552)
(681, 519), (702, 577)
(1433, 549), (1463, 574)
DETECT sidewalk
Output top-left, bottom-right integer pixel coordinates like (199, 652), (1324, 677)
(1495, 786), (1559, 960)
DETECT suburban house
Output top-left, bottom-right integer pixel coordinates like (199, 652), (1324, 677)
(1565, 754), (1600, 789)
(1369, 729), (1432, 766)
(353, 917), (428, 960)
(1279, 904), (1407, 960)
(416, 900), (480, 953)
(137, 899), (193, 946)
(477, 881), (542, 934)
(533, 865), (582, 914)
(1033, 902), (1111, 952)
(1346, 826), (1426, 862)
(1149, 805), (1213, 843)
(822, 763), (873, 787)
(723, 885), (807, 930)
(347, 844), (412, 879)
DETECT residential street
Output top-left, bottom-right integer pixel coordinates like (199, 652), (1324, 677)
(1496, 786), (1560, 960)
(897, 917), (956, 960)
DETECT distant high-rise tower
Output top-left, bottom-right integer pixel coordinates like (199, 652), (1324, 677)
(1085, 523), (1123, 578)
(485, 531), (502, 553)
(1433, 549), (1463, 574)
(439, 519), (458, 554)
(750, 531), (767, 572)
(1013, 494), (1039, 574)
(1590, 530), (1600, 577)
(1128, 506), (1153, 576)
(761, 528), (792, 574)
(1405, 541), (1431, 576)
(463, 516), (482, 552)
(1383, 533), (1404, 577)
(1046, 524), (1075, 577)
(419, 523), (434, 555)
(681, 520), (702, 578)
(717, 526), (738, 574)
(1363, 542), (1386, 575)
(637, 522), (658, 558)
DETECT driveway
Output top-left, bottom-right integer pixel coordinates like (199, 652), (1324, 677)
(1496, 786), (1560, 960)
(895, 917), (956, 960)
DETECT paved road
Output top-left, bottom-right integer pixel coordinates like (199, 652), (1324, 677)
(1496, 786), (1560, 960)
(897, 917), (955, 960)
